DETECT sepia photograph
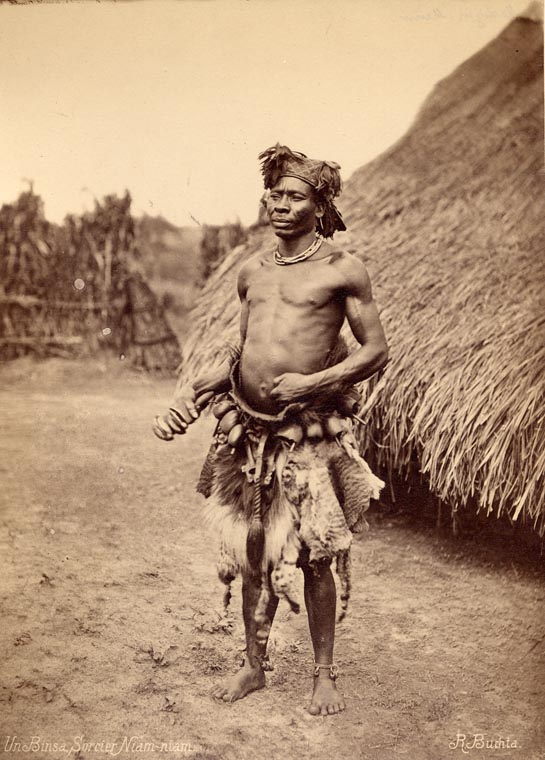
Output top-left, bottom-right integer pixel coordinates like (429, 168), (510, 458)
(0, 1), (544, 758)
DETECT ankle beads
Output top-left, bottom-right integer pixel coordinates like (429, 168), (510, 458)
(313, 663), (339, 680)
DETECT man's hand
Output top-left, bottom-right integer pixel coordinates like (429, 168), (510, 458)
(153, 410), (186, 441)
(171, 384), (200, 424)
(153, 384), (203, 441)
(270, 372), (313, 403)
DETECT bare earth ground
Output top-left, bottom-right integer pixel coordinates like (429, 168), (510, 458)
(1, 358), (544, 760)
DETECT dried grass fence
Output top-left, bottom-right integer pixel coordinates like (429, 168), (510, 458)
(0, 190), (180, 371)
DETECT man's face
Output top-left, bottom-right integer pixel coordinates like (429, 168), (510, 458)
(266, 176), (323, 239)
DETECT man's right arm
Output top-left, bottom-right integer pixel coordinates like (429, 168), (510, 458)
(153, 349), (236, 441)
(152, 260), (252, 441)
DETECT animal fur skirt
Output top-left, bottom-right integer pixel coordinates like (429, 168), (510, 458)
(197, 413), (384, 622)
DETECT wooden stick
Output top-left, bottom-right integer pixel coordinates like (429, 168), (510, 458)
(0, 336), (83, 346)
(0, 296), (111, 310)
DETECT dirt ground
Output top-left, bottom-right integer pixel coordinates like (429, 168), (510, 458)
(1, 357), (544, 760)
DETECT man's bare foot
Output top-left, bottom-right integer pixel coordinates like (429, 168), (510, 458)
(308, 673), (346, 716)
(212, 661), (265, 703)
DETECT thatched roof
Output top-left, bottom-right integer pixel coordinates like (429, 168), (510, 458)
(182, 14), (545, 533)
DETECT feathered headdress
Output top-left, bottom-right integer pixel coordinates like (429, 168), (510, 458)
(258, 143), (346, 237)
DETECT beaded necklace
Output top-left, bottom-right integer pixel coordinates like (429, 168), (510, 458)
(273, 234), (323, 265)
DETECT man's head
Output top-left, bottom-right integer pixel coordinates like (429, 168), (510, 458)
(259, 144), (346, 238)
(265, 176), (324, 241)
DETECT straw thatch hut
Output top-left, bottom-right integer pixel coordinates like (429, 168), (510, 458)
(0, 191), (181, 371)
(181, 11), (545, 535)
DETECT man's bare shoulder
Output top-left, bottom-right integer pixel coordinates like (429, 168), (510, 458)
(237, 253), (268, 295)
(239, 252), (267, 275)
(316, 243), (371, 298)
(320, 244), (371, 284)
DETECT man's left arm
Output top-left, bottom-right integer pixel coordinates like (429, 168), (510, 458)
(271, 257), (388, 400)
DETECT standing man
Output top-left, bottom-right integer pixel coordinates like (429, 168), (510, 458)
(154, 144), (388, 716)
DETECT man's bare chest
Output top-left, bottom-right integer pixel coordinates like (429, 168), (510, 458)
(247, 261), (345, 310)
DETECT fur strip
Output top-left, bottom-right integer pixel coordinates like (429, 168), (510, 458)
(336, 550), (351, 622)
(270, 528), (301, 613)
(203, 490), (298, 574)
(280, 443), (353, 564)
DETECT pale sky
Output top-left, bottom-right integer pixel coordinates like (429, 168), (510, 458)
(0, 0), (536, 228)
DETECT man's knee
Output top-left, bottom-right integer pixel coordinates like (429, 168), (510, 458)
(300, 554), (332, 578)
(241, 567), (262, 591)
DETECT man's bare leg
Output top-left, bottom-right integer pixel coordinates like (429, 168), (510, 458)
(302, 557), (346, 715)
(212, 570), (278, 702)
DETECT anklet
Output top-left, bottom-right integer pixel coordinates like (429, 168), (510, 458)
(313, 662), (339, 680)
(240, 653), (274, 672)
(257, 653), (274, 672)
